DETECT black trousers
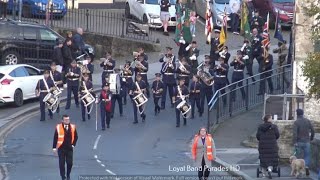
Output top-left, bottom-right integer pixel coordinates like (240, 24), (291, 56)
(153, 97), (161, 110)
(0, 2), (7, 18)
(198, 156), (210, 180)
(161, 83), (175, 107)
(259, 73), (274, 94)
(111, 94), (123, 116)
(58, 148), (73, 178)
(190, 96), (201, 117)
(66, 85), (79, 109)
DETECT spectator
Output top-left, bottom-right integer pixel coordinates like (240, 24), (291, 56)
(229, 0), (240, 35)
(72, 27), (86, 58)
(62, 39), (73, 77)
(160, 0), (171, 36)
(256, 114), (280, 179)
(250, 10), (264, 34)
(189, 11), (199, 37)
(293, 109), (315, 177)
(52, 39), (64, 67)
(66, 31), (73, 40)
(0, 0), (8, 19)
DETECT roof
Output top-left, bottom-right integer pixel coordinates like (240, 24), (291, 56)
(0, 64), (38, 74)
(0, 19), (46, 28)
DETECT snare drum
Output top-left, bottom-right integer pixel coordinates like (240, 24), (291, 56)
(133, 93), (148, 107)
(109, 73), (121, 94)
(81, 93), (95, 107)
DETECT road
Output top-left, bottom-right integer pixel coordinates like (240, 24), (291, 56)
(4, 96), (238, 179)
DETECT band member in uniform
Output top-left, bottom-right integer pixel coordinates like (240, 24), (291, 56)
(84, 56), (94, 82)
(79, 73), (94, 121)
(250, 10), (264, 33)
(138, 47), (148, 61)
(251, 28), (263, 65)
(172, 78), (189, 127)
(185, 41), (200, 75)
(100, 52), (115, 85)
(65, 60), (81, 110)
(49, 62), (63, 116)
(210, 29), (223, 66)
(241, 40), (256, 82)
(130, 74), (147, 124)
(219, 46), (231, 64)
(176, 57), (191, 87)
(230, 51), (246, 101)
(159, 47), (176, 63)
(96, 83), (112, 130)
(189, 75), (202, 119)
(122, 60), (134, 105)
(160, 48), (176, 109)
(134, 55), (149, 97)
(36, 70), (54, 121)
(111, 68), (124, 118)
(200, 56), (214, 116)
(152, 73), (164, 115)
(257, 47), (274, 95)
(214, 57), (229, 104)
(52, 115), (78, 180)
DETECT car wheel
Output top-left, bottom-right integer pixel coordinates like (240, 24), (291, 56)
(143, 14), (148, 24)
(125, 4), (132, 19)
(13, 89), (23, 107)
(2, 50), (21, 65)
(22, 5), (31, 18)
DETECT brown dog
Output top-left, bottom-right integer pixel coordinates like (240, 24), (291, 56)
(290, 156), (306, 178)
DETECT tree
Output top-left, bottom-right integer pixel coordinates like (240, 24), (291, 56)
(301, 0), (320, 99)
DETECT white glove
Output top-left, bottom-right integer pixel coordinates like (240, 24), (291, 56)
(185, 44), (191, 51)
(190, 54), (196, 60)
(241, 43), (246, 52)
(243, 55), (249, 60)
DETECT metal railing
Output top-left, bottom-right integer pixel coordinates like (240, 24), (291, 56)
(207, 64), (293, 130)
(6, 3), (157, 42)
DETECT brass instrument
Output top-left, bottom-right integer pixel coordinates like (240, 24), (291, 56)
(197, 65), (214, 86)
(77, 60), (91, 75)
(161, 54), (174, 72)
(135, 60), (147, 72)
(178, 61), (187, 72)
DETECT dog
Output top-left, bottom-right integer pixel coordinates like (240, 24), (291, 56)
(289, 155), (306, 178)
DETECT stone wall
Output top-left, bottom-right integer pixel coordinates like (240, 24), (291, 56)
(55, 28), (161, 59)
(311, 134), (320, 172)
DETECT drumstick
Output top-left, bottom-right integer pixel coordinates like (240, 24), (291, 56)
(95, 101), (98, 131)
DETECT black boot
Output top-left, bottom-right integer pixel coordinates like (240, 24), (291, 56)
(88, 114), (91, 120)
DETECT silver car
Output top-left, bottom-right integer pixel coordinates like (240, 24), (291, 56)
(195, 0), (232, 27)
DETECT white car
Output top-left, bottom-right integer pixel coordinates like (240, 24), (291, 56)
(0, 64), (43, 106)
(125, 0), (177, 28)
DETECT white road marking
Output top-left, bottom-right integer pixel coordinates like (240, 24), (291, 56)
(101, 164), (105, 167)
(94, 155), (98, 159)
(96, 159), (101, 163)
(105, 169), (117, 175)
(93, 135), (102, 150)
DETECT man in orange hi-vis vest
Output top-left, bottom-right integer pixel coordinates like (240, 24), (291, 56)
(53, 115), (78, 180)
(191, 127), (216, 180)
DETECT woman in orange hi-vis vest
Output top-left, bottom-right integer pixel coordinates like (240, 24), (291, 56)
(191, 127), (216, 180)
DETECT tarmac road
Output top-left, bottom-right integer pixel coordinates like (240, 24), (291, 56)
(4, 94), (240, 179)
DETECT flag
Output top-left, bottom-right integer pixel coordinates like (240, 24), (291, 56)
(219, 4), (227, 46)
(205, 1), (213, 44)
(261, 13), (270, 49)
(240, 1), (251, 39)
(274, 11), (285, 43)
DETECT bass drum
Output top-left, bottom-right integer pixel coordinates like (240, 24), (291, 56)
(109, 73), (121, 94)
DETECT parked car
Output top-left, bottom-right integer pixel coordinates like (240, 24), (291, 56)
(7, 0), (67, 19)
(253, 0), (294, 27)
(195, 0), (231, 27)
(0, 19), (94, 69)
(0, 64), (43, 106)
(125, 0), (177, 28)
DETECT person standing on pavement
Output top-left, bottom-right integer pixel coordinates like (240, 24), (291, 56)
(160, 47), (177, 109)
(100, 52), (115, 85)
(189, 11), (199, 37)
(257, 47), (274, 95)
(36, 70), (54, 121)
(151, 73), (164, 115)
(122, 60), (134, 105)
(191, 127), (216, 180)
(65, 60), (80, 110)
(96, 83), (112, 130)
(172, 78), (189, 127)
(250, 10), (264, 34)
(251, 28), (263, 66)
(49, 62), (63, 116)
(62, 39), (74, 85)
(0, 0), (8, 19)
(293, 109), (314, 177)
(110, 68), (124, 118)
(160, 0), (171, 36)
(230, 50), (246, 101)
(52, 39), (64, 69)
(72, 27), (86, 59)
(256, 114), (280, 179)
(78, 73), (94, 122)
(229, 0), (240, 35)
(189, 75), (201, 119)
(52, 114), (78, 180)
(130, 74), (147, 124)
(241, 40), (256, 82)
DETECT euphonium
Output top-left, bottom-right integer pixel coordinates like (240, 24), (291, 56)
(197, 66), (214, 86)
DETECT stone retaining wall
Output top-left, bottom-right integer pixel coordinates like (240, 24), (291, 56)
(55, 28), (161, 59)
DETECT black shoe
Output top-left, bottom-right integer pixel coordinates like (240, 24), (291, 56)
(65, 107), (70, 110)
(107, 124), (110, 128)
(183, 120), (187, 126)
(176, 124), (180, 127)
(111, 115), (114, 118)
(133, 121), (138, 124)
(142, 114), (146, 122)
(102, 127), (105, 131)
(49, 115), (53, 119)
(191, 116), (194, 119)
(40, 119), (45, 121)
(82, 119), (86, 122)
(155, 110), (157, 116)
(306, 167), (310, 176)
(157, 107), (160, 113)
(61, 176), (66, 180)
(123, 101), (127, 105)
(199, 113), (203, 117)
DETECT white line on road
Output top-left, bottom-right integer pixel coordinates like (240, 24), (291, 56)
(93, 135), (102, 150)
(106, 169), (117, 175)
(101, 164), (105, 167)
(94, 155), (98, 159)
(96, 159), (101, 163)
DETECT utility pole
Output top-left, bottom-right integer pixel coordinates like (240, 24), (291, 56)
(18, 0), (22, 21)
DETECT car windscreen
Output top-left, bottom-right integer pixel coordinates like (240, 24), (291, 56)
(215, 0), (229, 4)
(146, 0), (176, 5)
(0, 73), (4, 80)
(273, 0), (294, 3)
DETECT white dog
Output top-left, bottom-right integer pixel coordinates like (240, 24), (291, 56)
(290, 156), (306, 178)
